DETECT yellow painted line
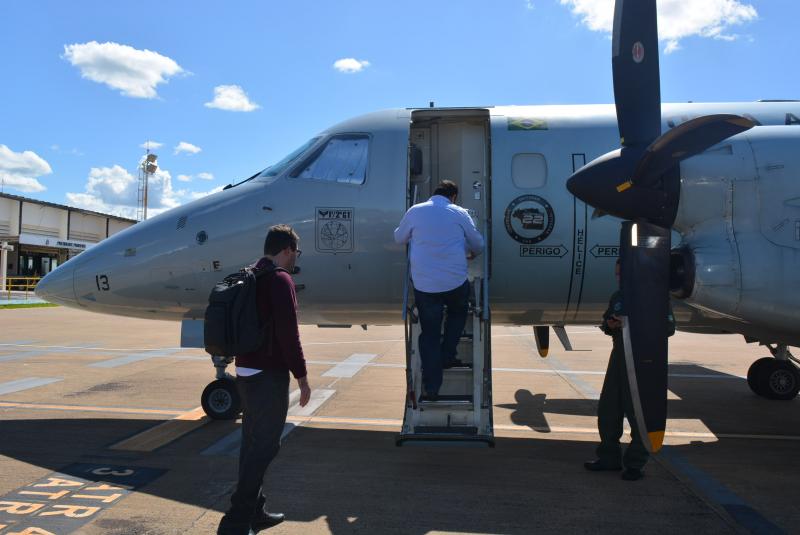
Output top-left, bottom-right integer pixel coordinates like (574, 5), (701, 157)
(0, 400), (183, 416)
(109, 407), (208, 452)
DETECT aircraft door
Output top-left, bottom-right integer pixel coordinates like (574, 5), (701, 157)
(489, 114), (574, 324)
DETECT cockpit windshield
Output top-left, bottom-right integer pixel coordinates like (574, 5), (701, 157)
(257, 137), (321, 179)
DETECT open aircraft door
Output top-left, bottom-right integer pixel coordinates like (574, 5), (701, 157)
(397, 109), (494, 445)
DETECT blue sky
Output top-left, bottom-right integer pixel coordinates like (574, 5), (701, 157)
(0, 0), (797, 218)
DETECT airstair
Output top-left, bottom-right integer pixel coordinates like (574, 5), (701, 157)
(397, 275), (494, 446)
(398, 109), (493, 445)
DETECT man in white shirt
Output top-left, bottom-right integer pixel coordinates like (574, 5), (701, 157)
(394, 180), (485, 400)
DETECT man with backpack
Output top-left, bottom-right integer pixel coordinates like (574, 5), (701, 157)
(217, 224), (310, 535)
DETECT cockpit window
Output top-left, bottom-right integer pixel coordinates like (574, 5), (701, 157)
(290, 134), (369, 184)
(257, 137), (321, 179)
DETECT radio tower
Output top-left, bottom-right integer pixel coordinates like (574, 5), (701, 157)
(137, 147), (158, 221)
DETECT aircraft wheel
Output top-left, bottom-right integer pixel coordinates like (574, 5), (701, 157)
(746, 357), (773, 396)
(201, 379), (241, 420)
(756, 360), (800, 401)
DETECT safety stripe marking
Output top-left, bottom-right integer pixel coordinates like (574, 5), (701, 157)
(0, 377), (62, 395)
(108, 407), (206, 452)
(322, 353), (377, 378)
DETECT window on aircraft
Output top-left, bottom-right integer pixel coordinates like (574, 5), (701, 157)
(291, 134), (369, 184)
(512, 153), (548, 189)
(257, 137), (321, 180)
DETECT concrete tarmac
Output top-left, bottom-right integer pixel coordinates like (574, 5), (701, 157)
(1, 307), (798, 534)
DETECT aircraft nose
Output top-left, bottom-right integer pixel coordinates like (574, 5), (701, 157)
(35, 265), (76, 307)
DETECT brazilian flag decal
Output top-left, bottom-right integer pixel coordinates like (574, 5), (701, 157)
(508, 117), (549, 131)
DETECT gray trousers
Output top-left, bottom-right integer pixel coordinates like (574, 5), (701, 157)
(224, 370), (290, 524)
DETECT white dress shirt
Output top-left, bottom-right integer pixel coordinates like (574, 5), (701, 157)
(394, 195), (485, 293)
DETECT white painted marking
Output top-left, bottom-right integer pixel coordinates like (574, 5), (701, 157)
(0, 377), (62, 395)
(306, 359), (744, 380)
(202, 388), (336, 457)
(322, 353), (377, 378)
(289, 388), (336, 417)
(90, 349), (182, 368)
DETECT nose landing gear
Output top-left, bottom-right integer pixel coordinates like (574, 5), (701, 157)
(746, 345), (800, 401)
(200, 356), (242, 420)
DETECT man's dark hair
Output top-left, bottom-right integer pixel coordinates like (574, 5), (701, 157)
(264, 224), (299, 256)
(433, 180), (458, 199)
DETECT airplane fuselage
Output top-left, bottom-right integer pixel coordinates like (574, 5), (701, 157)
(36, 101), (800, 343)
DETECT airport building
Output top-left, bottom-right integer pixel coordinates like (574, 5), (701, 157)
(0, 193), (136, 278)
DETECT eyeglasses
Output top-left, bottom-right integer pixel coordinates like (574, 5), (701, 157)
(295, 249), (302, 257)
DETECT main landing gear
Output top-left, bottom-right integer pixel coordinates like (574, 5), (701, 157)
(200, 355), (242, 420)
(747, 345), (800, 401)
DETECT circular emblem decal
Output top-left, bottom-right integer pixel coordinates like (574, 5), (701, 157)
(632, 41), (645, 64)
(504, 195), (555, 244)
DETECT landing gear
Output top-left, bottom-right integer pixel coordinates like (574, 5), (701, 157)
(200, 356), (242, 420)
(746, 346), (800, 400)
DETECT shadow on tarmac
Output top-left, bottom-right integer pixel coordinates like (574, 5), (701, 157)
(1, 364), (797, 533)
(498, 363), (799, 436)
(0, 418), (736, 534)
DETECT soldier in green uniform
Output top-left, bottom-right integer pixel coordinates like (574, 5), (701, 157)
(585, 259), (675, 481)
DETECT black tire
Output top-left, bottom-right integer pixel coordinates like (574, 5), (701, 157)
(747, 357), (773, 396)
(756, 360), (800, 401)
(201, 379), (242, 420)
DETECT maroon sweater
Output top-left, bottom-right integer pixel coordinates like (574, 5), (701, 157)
(235, 258), (307, 379)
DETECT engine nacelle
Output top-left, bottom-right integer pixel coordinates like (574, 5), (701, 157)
(673, 126), (800, 342)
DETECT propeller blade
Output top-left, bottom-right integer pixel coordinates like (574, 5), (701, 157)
(632, 114), (757, 186)
(613, 0), (661, 147)
(533, 326), (549, 357)
(619, 221), (671, 453)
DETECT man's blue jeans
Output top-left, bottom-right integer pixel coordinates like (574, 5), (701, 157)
(414, 280), (470, 395)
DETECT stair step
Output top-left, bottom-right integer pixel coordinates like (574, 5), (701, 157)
(413, 426), (478, 436)
(419, 394), (473, 407)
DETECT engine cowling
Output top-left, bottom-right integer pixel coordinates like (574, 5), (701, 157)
(672, 126), (800, 342)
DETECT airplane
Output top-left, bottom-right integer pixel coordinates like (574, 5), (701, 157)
(36, 0), (800, 447)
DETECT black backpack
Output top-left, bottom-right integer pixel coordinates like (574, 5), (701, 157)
(203, 264), (283, 357)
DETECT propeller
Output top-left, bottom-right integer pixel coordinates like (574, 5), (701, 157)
(566, 0), (756, 453)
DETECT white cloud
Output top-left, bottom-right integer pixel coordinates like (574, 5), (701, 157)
(177, 174), (192, 182)
(558, 0), (757, 52)
(174, 141), (202, 155)
(63, 41), (184, 99)
(66, 164), (181, 217)
(333, 58), (371, 74)
(196, 172), (214, 180)
(0, 145), (52, 193)
(526, 1), (535, 10)
(204, 85), (259, 112)
(140, 140), (164, 150)
(66, 164), (219, 218)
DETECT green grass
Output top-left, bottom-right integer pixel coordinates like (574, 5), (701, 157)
(0, 302), (59, 309)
